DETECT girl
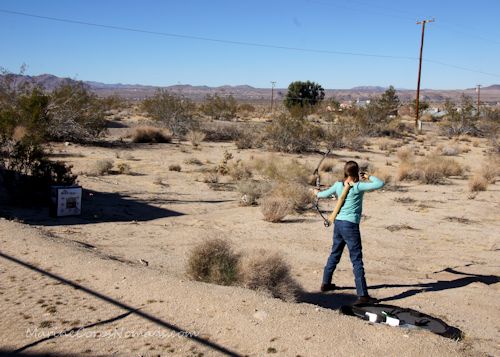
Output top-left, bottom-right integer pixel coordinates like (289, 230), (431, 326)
(316, 161), (384, 305)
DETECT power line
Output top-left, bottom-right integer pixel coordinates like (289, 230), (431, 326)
(0, 8), (498, 78)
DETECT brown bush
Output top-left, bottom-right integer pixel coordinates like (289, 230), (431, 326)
(237, 180), (272, 206)
(396, 154), (463, 184)
(89, 159), (113, 176)
(168, 164), (181, 172)
(132, 126), (172, 143)
(240, 251), (302, 302)
(260, 195), (293, 222)
(468, 175), (488, 192)
(252, 156), (311, 185)
(186, 130), (205, 147)
(396, 147), (414, 163)
(201, 121), (241, 142)
(228, 161), (253, 181)
(116, 162), (131, 175)
(270, 182), (314, 212)
(186, 238), (240, 285)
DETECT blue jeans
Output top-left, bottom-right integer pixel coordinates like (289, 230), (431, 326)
(322, 219), (368, 296)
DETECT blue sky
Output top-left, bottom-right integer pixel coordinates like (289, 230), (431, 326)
(1, 0), (499, 89)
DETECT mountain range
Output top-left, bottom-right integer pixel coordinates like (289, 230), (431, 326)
(3, 73), (499, 104)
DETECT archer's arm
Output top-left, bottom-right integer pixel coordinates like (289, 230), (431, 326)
(316, 182), (339, 199)
(357, 175), (384, 192)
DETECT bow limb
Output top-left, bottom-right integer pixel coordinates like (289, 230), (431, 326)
(313, 149), (331, 227)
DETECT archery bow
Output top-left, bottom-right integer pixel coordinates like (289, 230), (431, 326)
(313, 149), (332, 227)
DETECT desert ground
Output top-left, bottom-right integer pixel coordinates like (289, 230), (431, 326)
(0, 114), (499, 357)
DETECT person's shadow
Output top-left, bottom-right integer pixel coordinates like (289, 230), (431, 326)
(374, 268), (499, 302)
(298, 268), (499, 308)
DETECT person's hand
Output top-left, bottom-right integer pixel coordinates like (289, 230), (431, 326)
(360, 172), (369, 180)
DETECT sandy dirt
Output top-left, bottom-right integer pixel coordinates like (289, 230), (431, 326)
(0, 120), (498, 356)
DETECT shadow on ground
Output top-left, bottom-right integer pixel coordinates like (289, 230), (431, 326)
(299, 291), (358, 310)
(0, 189), (184, 226)
(0, 251), (241, 357)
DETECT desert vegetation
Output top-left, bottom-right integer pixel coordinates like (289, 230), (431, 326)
(186, 239), (301, 302)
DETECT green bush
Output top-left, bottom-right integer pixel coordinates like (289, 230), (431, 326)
(141, 89), (198, 137)
(201, 94), (238, 121)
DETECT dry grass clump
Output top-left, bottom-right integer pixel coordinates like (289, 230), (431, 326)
(237, 180), (272, 206)
(132, 126), (172, 143)
(252, 156), (311, 185)
(89, 159), (113, 176)
(116, 162), (132, 175)
(439, 145), (460, 156)
(468, 175), (488, 192)
(168, 164), (181, 172)
(186, 130), (205, 148)
(319, 158), (336, 172)
(393, 196), (416, 204)
(260, 195), (293, 222)
(396, 147), (414, 163)
(480, 158), (498, 183)
(397, 154), (463, 184)
(187, 239), (240, 285)
(240, 251), (302, 302)
(270, 182), (314, 212)
(228, 160), (253, 181)
(386, 224), (416, 232)
(372, 167), (393, 184)
(184, 157), (204, 166)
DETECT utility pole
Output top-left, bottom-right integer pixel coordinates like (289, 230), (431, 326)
(415, 18), (434, 131)
(476, 84), (481, 118)
(270, 81), (276, 114)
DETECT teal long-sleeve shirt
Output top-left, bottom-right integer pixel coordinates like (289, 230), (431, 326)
(316, 176), (384, 224)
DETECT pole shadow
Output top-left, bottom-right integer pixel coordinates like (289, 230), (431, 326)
(0, 251), (241, 357)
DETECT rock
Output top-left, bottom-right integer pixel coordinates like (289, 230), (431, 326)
(253, 310), (268, 321)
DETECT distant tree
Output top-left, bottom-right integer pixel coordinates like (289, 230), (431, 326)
(410, 98), (430, 117)
(284, 81), (325, 111)
(141, 89), (197, 137)
(201, 94), (238, 121)
(376, 85), (400, 116)
(441, 95), (480, 136)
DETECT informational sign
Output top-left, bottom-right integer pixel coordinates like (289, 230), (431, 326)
(50, 186), (82, 217)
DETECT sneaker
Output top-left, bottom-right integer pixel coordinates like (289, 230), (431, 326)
(320, 283), (336, 292)
(353, 295), (377, 305)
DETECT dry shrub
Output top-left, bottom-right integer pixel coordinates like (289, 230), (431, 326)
(378, 138), (391, 151)
(468, 175), (488, 192)
(396, 147), (414, 163)
(481, 158), (498, 183)
(237, 180), (272, 206)
(201, 121), (240, 142)
(271, 182), (314, 212)
(202, 171), (220, 184)
(228, 161), (253, 181)
(117, 162), (131, 175)
(319, 158), (336, 172)
(260, 195), (293, 222)
(252, 156), (311, 185)
(397, 154), (463, 184)
(373, 167), (393, 184)
(184, 157), (204, 166)
(439, 145), (460, 156)
(89, 159), (113, 176)
(235, 128), (263, 150)
(186, 130), (205, 147)
(240, 251), (302, 302)
(187, 239), (240, 285)
(168, 164), (181, 172)
(132, 126), (172, 143)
